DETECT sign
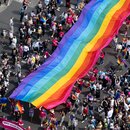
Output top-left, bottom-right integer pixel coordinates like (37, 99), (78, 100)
(0, 118), (25, 130)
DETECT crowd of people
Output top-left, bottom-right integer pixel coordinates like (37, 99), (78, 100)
(0, 0), (130, 130)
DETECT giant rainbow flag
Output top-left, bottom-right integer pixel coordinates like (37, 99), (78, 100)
(10, 0), (130, 109)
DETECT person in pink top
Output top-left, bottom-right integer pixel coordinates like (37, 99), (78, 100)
(43, 50), (51, 62)
(99, 51), (105, 65)
(39, 107), (47, 127)
(52, 37), (58, 52)
(18, 44), (23, 58)
(59, 31), (64, 40)
(66, 14), (74, 28)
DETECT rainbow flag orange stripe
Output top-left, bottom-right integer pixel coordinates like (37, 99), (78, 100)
(10, 0), (130, 109)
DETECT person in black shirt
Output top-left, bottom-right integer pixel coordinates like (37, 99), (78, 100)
(101, 98), (109, 116)
(88, 102), (94, 117)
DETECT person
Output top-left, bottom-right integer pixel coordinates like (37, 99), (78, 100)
(56, 0), (63, 11)
(95, 121), (103, 130)
(59, 110), (65, 126)
(96, 85), (101, 99)
(82, 104), (88, 123)
(20, 6), (25, 22)
(23, 0), (30, 10)
(0, 97), (8, 112)
(72, 118), (78, 130)
(68, 111), (75, 128)
(1, 30), (7, 39)
(14, 111), (21, 121)
(29, 107), (34, 122)
(9, 17), (14, 33)
(99, 51), (105, 65)
(66, 0), (70, 8)
(75, 0), (81, 8)
(23, 44), (29, 59)
(44, 0), (50, 6)
(39, 107), (47, 127)
(66, 100), (72, 113)
(18, 118), (24, 126)
(87, 120), (95, 130)
(52, 37), (58, 51)
(26, 126), (31, 130)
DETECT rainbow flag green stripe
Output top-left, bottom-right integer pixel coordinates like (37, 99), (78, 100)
(10, 0), (130, 109)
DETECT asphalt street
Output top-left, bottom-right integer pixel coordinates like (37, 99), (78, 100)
(0, 0), (130, 130)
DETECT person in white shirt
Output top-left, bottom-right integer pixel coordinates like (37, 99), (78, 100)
(23, 45), (29, 59)
(9, 17), (14, 33)
(44, 0), (50, 6)
(30, 11), (36, 17)
(11, 36), (17, 49)
(73, 118), (78, 129)
(126, 38), (130, 47)
(124, 99), (129, 112)
(116, 43), (122, 56)
(9, 31), (13, 40)
(23, 13), (29, 22)
(2, 30), (7, 38)
(32, 41), (39, 52)
(110, 98), (115, 107)
(107, 107), (114, 124)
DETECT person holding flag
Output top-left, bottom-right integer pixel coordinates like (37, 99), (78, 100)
(14, 101), (24, 121)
